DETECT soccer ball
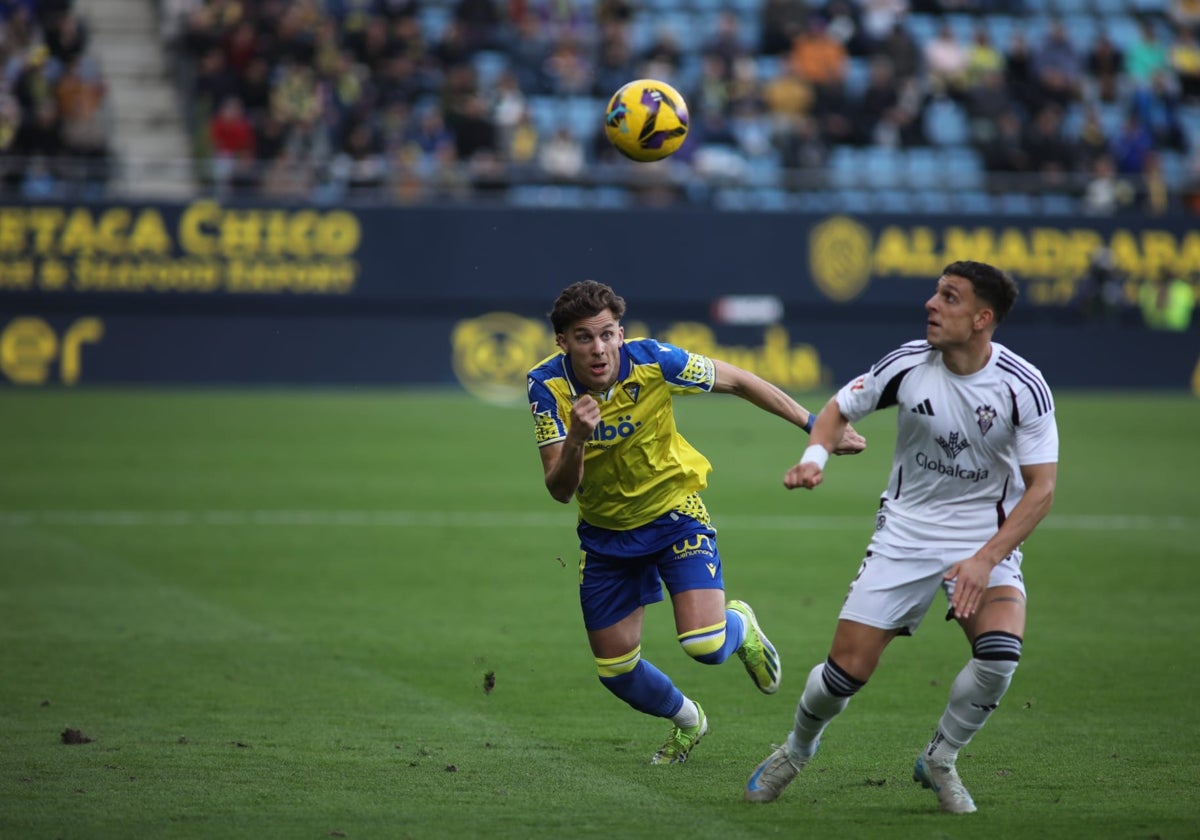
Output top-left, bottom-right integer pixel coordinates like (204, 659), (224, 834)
(604, 79), (689, 162)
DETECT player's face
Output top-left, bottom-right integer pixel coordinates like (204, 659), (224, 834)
(557, 310), (624, 392)
(925, 274), (988, 348)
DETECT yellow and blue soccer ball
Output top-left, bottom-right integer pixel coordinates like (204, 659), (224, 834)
(604, 79), (689, 162)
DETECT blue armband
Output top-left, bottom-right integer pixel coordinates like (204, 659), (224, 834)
(803, 413), (815, 434)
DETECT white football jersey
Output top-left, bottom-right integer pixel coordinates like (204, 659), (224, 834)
(836, 340), (1058, 554)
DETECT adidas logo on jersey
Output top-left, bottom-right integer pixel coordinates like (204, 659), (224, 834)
(911, 398), (935, 415)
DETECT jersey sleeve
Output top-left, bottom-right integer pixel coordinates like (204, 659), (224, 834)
(834, 369), (882, 422)
(645, 340), (716, 393)
(528, 375), (567, 447)
(1014, 389), (1059, 464)
(835, 341), (929, 422)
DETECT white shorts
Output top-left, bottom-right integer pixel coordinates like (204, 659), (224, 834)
(838, 548), (1026, 635)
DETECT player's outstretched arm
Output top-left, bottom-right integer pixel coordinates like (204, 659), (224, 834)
(784, 396), (852, 490)
(711, 359), (865, 454)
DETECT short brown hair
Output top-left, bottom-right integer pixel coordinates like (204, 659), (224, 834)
(548, 280), (627, 334)
(942, 260), (1019, 324)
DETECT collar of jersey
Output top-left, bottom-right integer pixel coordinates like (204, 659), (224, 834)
(562, 343), (632, 400)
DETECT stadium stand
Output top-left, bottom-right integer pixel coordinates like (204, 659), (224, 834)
(2, 0), (1199, 215)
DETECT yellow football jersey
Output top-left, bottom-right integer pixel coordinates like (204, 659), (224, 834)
(528, 338), (716, 530)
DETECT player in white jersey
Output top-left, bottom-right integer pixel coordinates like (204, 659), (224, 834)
(744, 260), (1058, 814)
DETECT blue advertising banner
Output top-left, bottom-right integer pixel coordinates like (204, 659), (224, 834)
(1, 201), (1199, 308)
(1, 201), (1196, 392)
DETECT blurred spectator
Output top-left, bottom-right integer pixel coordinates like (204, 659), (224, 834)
(1032, 19), (1083, 107)
(1125, 19), (1169, 87)
(508, 16), (554, 94)
(691, 54), (733, 119)
(407, 104), (456, 158)
(1081, 153), (1135, 215)
(859, 0), (909, 52)
(641, 25), (684, 80)
(1175, 148), (1200, 214)
(209, 95), (256, 191)
(923, 21), (968, 97)
(1086, 32), (1125, 104)
(877, 19), (922, 82)
(1003, 31), (1042, 115)
(1139, 270), (1196, 331)
(55, 54), (108, 185)
(222, 17), (258, 76)
(539, 125), (584, 180)
(965, 68), (1013, 147)
(1131, 72), (1187, 152)
(592, 32), (637, 99)
(448, 91), (499, 163)
(44, 8), (87, 64)
(1109, 110), (1155, 174)
(454, 0), (502, 53)
(789, 16), (847, 93)
(1138, 151), (1170, 215)
(504, 106), (540, 167)
(1023, 104), (1075, 185)
(192, 47), (240, 133)
(1171, 0), (1200, 32)
(238, 56), (273, 118)
(774, 113), (827, 175)
(981, 109), (1031, 182)
(595, 0), (634, 27)
(1074, 104), (1112, 170)
(823, 0), (873, 57)
(704, 11), (752, 70)
(1, 2), (38, 52)
(491, 69), (528, 137)
(332, 116), (387, 197)
(853, 55), (900, 144)
(1075, 246), (1126, 322)
(542, 33), (593, 96)
(760, 0), (810, 57)
(965, 27), (1004, 89)
(1170, 26), (1200, 100)
(762, 60), (814, 120)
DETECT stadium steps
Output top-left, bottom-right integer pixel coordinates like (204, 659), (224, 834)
(75, 0), (196, 198)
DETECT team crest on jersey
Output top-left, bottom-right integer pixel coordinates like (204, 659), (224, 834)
(936, 431), (971, 459)
(623, 382), (641, 403)
(975, 404), (997, 435)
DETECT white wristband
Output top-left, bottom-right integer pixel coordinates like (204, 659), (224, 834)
(800, 444), (829, 471)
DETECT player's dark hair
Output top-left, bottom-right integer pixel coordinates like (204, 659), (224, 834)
(942, 260), (1019, 324)
(549, 280), (627, 334)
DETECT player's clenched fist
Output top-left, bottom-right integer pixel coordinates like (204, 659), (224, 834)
(569, 394), (602, 439)
(784, 461), (824, 490)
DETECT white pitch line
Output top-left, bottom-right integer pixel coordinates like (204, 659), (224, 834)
(0, 511), (1194, 531)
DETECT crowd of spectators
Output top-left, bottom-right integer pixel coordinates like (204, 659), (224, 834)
(161, 0), (1200, 210)
(4, 0), (1200, 211)
(0, 0), (110, 198)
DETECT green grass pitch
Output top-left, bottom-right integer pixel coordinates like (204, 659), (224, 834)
(1, 388), (1198, 839)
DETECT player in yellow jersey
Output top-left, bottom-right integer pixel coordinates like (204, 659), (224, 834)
(528, 280), (866, 764)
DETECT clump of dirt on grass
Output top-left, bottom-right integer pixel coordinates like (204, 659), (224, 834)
(61, 728), (93, 745)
